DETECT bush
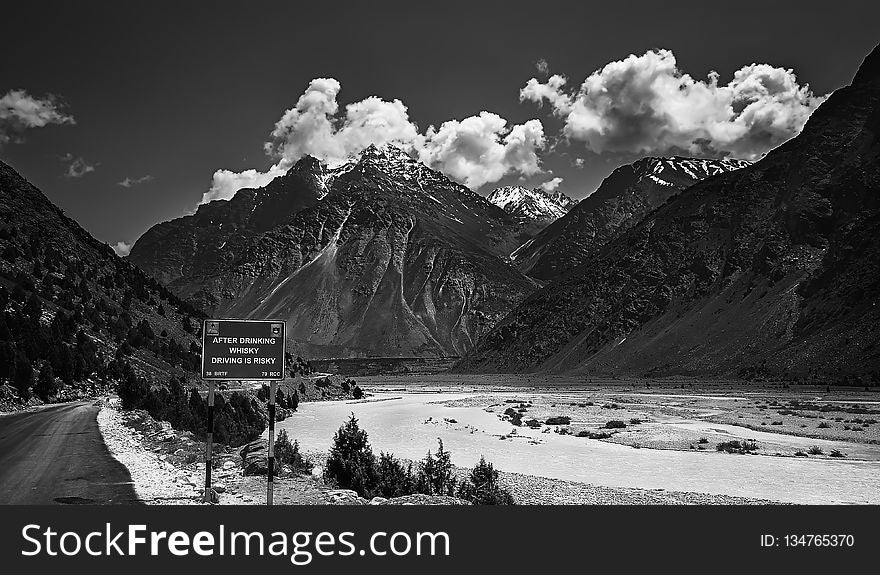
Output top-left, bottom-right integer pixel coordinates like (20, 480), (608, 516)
(375, 452), (416, 498)
(324, 414), (377, 496)
(808, 445), (823, 455)
(545, 415), (571, 425)
(817, 421), (830, 428)
(525, 419), (541, 428)
(275, 429), (313, 474)
(629, 418), (642, 425)
(605, 420), (627, 429)
(504, 407), (522, 426)
(716, 440), (759, 454)
(415, 440), (456, 496)
(456, 456), (514, 505)
(576, 430), (611, 439)
(697, 437), (709, 444)
(35, 362), (59, 401)
(829, 449), (845, 458)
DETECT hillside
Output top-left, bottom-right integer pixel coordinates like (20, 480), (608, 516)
(511, 157), (750, 281)
(0, 160), (206, 406)
(457, 44), (880, 384)
(129, 145), (537, 358)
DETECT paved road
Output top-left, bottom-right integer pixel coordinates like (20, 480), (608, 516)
(0, 402), (139, 504)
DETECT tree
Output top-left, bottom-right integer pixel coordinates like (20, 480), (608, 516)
(375, 452), (416, 498)
(13, 352), (33, 400)
(456, 456), (514, 505)
(35, 362), (57, 402)
(324, 414), (377, 497)
(416, 439), (456, 496)
(275, 430), (313, 474)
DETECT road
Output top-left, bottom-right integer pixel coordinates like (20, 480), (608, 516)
(0, 401), (139, 504)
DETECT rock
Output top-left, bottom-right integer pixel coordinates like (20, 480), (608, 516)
(369, 497), (388, 505)
(381, 494), (470, 505)
(222, 460), (235, 471)
(239, 439), (270, 476)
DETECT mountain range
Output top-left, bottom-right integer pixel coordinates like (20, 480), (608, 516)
(457, 44), (880, 382)
(511, 157), (751, 281)
(129, 145), (537, 358)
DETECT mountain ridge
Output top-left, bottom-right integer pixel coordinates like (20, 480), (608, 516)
(130, 144), (537, 359)
(456, 44), (880, 381)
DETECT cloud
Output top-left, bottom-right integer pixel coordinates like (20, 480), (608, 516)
(201, 164), (289, 204)
(520, 49), (826, 159)
(205, 78), (546, 203)
(536, 59), (550, 75)
(418, 113), (545, 189)
(540, 177), (563, 192)
(60, 153), (96, 178)
(112, 241), (132, 256)
(0, 89), (74, 145)
(118, 175), (153, 188)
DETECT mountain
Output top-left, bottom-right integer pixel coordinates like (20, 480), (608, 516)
(129, 144), (536, 358)
(487, 185), (576, 223)
(457, 44), (880, 383)
(0, 160), (205, 402)
(511, 157), (750, 281)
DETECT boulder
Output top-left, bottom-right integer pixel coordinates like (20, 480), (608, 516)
(239, 439), (270, 476)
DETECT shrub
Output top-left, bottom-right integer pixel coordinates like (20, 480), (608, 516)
(503, 407), (522, 426)
(629, 418), (642, 425)
(808, 446), (823, 455)
(324, 414), (377, 496)
(275, 429), (313, 474)
(35, 362), (59, 402)
(525, 419), (541, 428)
(545, 415), (571, 425)
(829, 449), (845, 458)
(375, 452), (416, 498)
(352, 385), (364, 400)
(605, 420), (627, 429)
(576, 430), (611, 439)
(716, 440), (759, 454)
(456, 456), (514, 505)
(415, 439), (456, 496)
(697, 437), (709, 444)
(817, 421), (830, 428)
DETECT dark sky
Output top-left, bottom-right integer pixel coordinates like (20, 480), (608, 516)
(2, 0), (879, 251)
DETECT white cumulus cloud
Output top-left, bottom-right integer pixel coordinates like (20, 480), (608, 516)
(204, 79), (546, 203)
(0, 89), (74, 145)
(540, 177), (563, 192)
(520, 49), (826, 159)
(418, 113), (545, 189)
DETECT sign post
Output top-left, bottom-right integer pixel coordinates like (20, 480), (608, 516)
(267, 380), (278, 506)
(201, 319), (286, 505)
(203, 382), (215, 503)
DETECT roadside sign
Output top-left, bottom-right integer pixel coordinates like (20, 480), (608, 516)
(201, 319), (286, 381)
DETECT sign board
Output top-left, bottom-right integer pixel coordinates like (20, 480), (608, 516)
(201, 319), (286, 380)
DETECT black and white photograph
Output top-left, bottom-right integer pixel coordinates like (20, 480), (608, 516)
(0, 0), (878, 569)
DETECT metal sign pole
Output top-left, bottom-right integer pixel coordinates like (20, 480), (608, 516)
(267, 380), (277, 505)
(204, 381), (215, 503)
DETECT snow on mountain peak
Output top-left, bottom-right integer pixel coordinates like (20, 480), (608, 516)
(487, 185), (576, 222)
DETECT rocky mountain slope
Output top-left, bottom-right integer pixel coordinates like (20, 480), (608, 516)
(457, 44), (880, 383)
(130, 145), (536, 358)
(0, 160), (205, 401)
(511, 157), (750, 281)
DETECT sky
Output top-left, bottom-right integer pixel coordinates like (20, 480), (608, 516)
(2, 0), (879, 255)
